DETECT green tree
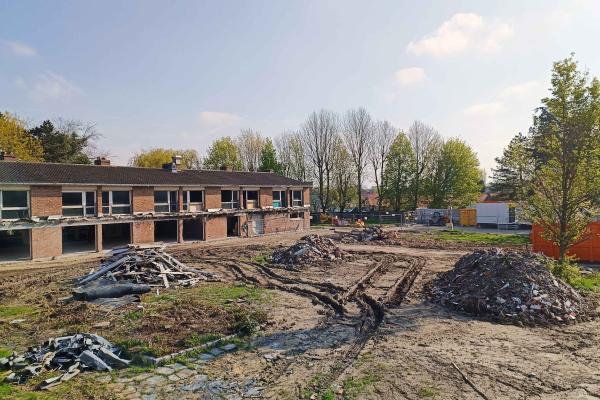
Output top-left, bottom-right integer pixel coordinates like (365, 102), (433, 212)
(0, 112), (43, 161)
(526, 55), (600, 263)
(331, 136), (355, 211)
(203, 137), (243, 170)
(29, 119), (98, 164)
(259, 138), (282, 173)
(130, 148), (201, 169)
(427, 138), (482, 208)
(490, 132), (532, 200)
(383, 132), (415, 211)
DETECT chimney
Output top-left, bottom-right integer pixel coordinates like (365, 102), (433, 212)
(94, 156), (111, 166)
(220, 165), (233, 172)
(163, 155), (182, 173)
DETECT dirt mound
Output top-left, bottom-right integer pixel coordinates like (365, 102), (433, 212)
(271, 234), (345, 266)
(339, 227), (386, 243)
(429, 249), (595, 326)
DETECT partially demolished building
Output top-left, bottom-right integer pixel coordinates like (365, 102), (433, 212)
(0, 156), (311, 261)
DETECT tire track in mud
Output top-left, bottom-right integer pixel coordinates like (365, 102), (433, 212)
(226, 254), (426, 393)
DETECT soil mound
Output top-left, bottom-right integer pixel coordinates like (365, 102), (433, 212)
(271, 234), (345, 266)
(429, 249), (595, 326)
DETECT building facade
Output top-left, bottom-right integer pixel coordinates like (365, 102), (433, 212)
(0, 157), (311, 261)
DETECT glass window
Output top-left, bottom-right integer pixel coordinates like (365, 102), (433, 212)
(112, 191), (130, 205)
(292, 190), (303, 207)
(154, 191), (168, 203)
(101, 190), (131, 215)
(154, 190), (177, 213)
(1, 190), (30, 220)
(189, 191), (203, 203)
(272, 190), (286, 208)
(221, 190), (239, 209)
(246, 191), (258, 201)
(62, 191), (95, 217)
(62, 192), (82, 207)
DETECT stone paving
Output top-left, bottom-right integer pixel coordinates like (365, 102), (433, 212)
(99, 343), (266, 400)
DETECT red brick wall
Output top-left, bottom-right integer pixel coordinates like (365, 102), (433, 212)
(264, 211), (307, 234)
(260, 187), (272, 208)
(303, 187), (311, 206)
(205, 187), (221, 209)
(132, 221), (154, 244)
(30, 186), (62, 216)
(205, 215), (227, 240)
(31, 227), (62, 258)
(132, 187), (153, 213)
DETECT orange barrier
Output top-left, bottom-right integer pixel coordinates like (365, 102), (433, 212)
(531, 222), (600, 262)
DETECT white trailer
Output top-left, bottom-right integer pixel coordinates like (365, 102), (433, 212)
(476, 202), (515, 226)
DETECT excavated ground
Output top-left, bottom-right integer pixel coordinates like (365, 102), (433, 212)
(1, 229), (600, 399)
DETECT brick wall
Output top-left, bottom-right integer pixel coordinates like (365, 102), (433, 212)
(132, 187), (153, 213)
(31, 227), (62, 258)
(205, 187), (221, 209)
(260, 187), (272, 208)
(303, 187), (311, 206)
(132, 221), (154, 244)
(205, 215), (227, 240)
(30, 186), (62, 216)
(264, 211), (307, 234)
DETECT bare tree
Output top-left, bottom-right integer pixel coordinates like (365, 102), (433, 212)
(343, 107), (373, 210)
(275, 131), (308, 181)
(302, 110), (338, 212)
(368, 120), (396, 211)
(236, 129), (265, 171)
(407, 120), (442, 209)
(331, 135), (355, 212)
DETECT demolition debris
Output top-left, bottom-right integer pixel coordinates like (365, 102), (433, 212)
(271, 235), (345, 266)
(76, 245), (215, 289)
(338, 226), (386, 243)
(1, 333), (129, 389)
(429, 249), (595, 326)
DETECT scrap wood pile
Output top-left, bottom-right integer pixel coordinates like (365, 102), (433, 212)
(1, 333), (129, 389)
(429, 249), (595, 326)
(77, 245), (215, 289)
(339, 226), (386, 243)
(271, 234), (346, 266)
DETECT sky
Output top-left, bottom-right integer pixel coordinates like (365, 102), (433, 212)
(2, 0), (600, 175)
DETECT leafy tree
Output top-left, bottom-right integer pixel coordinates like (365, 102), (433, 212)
(0, 112), (43, 161)
(275, 131), (308, 181)
(259, 138), (282, 173)
(29, 119), (98, 164)
(130, 148), (201, 169)
(427, 138), (482, 208)
(203, 137), (243, 170)
(489, 132), (532, 200)
(525, 55), (600, 263)
(383, 132), (415, 211)
(237, 129), (265, 171)
(407, 121), (442, 209)
(331, 135), (355, 211)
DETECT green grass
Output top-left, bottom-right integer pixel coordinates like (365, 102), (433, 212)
(571, 274), (600, 292)
(0, 305), (38, 320)
(249, 254), (269, 265)
(547, 259), (600, 292)
(123, 309), (143, 321)
(184, 333), (222, 347)
(433, 230), (530, 245)
(0, 348), (13, 358)
(418, 386), (437, 398)
(342, 374), (378, 399)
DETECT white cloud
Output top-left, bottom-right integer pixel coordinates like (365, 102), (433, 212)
(406, 13), (513, 57)
(499, 80), (542, 98)
(394, 67), (426, 85)
(197, 111), (240, 127)
(3, 40), (37, 57)
(30, 72), (83, 101)
(463, 101), (505, 117)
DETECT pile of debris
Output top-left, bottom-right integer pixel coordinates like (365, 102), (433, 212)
(77, 245), (215, 289)
(339, 226), (386, 243)
(271, 235), (345, 266)
(429, 249), (595, 326)
(1, 333), (129, 389)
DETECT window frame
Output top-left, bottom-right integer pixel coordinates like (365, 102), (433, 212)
(184, 190), (204, 212)
(61, 191), (96, 217)
(290, 211), (304, 220)
(102, 190), (132, 215)
(243, 190), (260, 209)
(154, 190), (178, 213)
(221, 190), (240, 209)
(291, 190), (303, 207)
(0, 190), (30, 220)
(272, 190), (287, 208)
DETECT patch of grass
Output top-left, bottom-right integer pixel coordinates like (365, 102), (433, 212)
(184, 333), (222, 347)
(123, 309), (143, 321)
(418, 386), (437, 398)
(434, 230), (530, 245)
(342, 374), (378, 399)
(113, 338), (158, 358)
(548, 258), (600, 292)
(250, 254), (269, 265)
(191, 284), (267, 307)
(0, 305), (37, 320)
(0, 348), (13, 358)
(231, 307), (268, 335)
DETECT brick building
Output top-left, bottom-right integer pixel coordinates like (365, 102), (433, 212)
(0, 157), (311, 261)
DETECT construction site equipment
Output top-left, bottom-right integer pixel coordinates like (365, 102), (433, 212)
(429, 211), (448, 226)
(459, 208), (477, 227)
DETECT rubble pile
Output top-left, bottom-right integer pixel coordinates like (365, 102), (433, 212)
(339, 226), (386, 243)
(77, 245), (215, 289)
(1, 333), (129, 388)
(430, 249), (594, 326)
(271, 234), (345, 266)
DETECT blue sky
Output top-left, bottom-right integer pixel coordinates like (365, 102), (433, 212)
(1, 0), (600, 174)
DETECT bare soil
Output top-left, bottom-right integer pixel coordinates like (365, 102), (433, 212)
(1, 229), (600, 399)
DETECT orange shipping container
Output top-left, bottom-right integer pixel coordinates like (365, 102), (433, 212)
(531, 222), (600, 262)
(459, 208), (477, 227)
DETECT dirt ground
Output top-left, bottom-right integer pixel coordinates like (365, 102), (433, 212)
(1, 229), (600, 399)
